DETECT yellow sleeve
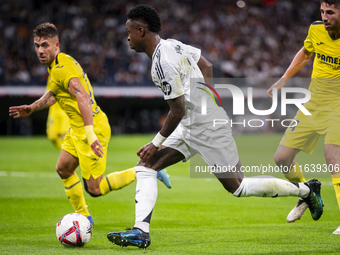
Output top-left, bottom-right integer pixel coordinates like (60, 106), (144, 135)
(54, 63), (82, 90)
(304, 24), (314, 53)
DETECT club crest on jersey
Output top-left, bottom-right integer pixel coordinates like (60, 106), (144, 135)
(161, 81), (172, 96)
(175, 45), (183, 55)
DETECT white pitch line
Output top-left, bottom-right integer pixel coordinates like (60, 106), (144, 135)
(0, 171), (59, 178)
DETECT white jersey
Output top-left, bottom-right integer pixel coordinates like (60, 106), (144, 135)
(151, 38), (228, 130)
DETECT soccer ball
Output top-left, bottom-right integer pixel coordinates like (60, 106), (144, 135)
(56, 213), (92, 247)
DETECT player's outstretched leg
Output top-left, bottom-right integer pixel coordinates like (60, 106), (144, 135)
(107, 227), (151, 249)
(232, 176), (324, 220)
(286, 199), (308, 223)
(100, 168), (171, 195)
(157, 169), (172, 188)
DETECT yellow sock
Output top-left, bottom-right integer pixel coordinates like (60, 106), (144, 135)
(62, 174), (90, 217)
(99, 167), (136, 195)
(332, 172), (340, 210)
(283, 162), (307, 183)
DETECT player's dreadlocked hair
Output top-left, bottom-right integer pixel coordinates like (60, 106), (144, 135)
(127, 5), (161, 33)
(320, 0), (340, 9)
(33, 22), (59, 39)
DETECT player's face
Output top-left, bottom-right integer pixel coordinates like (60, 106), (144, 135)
(34, 36), (60, 66)
(126, 19), (144, 52)
(320, 2), (340, 35)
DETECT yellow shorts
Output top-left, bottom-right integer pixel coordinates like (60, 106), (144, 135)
(280, 109), (340, 154)
(62, 111), (111, 180)
(46, 103), (69, 141)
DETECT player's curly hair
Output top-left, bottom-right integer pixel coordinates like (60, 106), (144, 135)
(33, 22), (58, 39)
(320, 0), (340, 8)
(127, 5), (161, 33)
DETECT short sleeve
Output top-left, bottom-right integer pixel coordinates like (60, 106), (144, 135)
(186, 44), (201, 63)
(54, 64), (82, 90)
(158, 60), (184, 100)
(304, 24), (315, 53)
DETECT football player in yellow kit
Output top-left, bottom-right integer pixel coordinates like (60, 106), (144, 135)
(9, 22), (171, 225)
(267, 0), (340, 234)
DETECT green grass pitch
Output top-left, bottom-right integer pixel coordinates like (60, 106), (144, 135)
(0, 134), (339, 254)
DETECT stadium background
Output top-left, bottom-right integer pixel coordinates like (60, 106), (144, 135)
(2, 1), (340, 254)
(0, 0), (321, 136)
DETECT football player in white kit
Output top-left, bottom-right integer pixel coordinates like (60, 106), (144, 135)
(107, 4), (324, 249)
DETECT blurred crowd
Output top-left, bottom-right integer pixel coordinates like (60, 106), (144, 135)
(0, 0), (321, 87)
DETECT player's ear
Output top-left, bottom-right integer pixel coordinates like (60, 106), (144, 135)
(138, 26), (145, 37)
(55, 41), (60, 51)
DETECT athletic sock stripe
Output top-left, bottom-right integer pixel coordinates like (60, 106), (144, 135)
(135, 170), (156, 174)
(142, 210), (153, 223)
(65, 181), (80, 189)
(106, 176), (112, 191)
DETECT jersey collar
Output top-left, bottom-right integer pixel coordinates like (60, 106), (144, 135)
(48, 53), (60, 73)
(328, 31), (340, 41)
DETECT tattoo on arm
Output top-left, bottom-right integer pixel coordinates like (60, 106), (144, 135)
(34, 97), (51, 111)
(31, 90), (56, 112)
(74, 86), (81, 94)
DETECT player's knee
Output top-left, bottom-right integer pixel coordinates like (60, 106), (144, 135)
(86, 188), (101, 197)
(56, 165), (71, 179)
(324, 151), (337, 166)
(85, 189), (101, 197)
(274, 152), (289, 166)
(83, 179), (101, 197)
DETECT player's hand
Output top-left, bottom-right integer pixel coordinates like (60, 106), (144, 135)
(90, 140), (104, 158)
(267, 78), (287, 99)
(137, 142), (158, 162)
(9, 105), (33, 118)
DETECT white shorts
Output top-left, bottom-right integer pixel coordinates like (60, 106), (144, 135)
(163, 123), (240, 168)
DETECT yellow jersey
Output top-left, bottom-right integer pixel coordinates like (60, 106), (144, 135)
(45, 76), (68, 122)
(304, 21), (340, 110)
(47, 53), (101, 127)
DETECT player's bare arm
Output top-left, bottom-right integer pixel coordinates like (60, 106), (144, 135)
(68, 77), (104, 157)
(267, 46), (313, 98)
(137, 95), (185, 162)
(160, 95), (185, 137)
(9, 90), (56, 118)
(197, 55), (213, 79)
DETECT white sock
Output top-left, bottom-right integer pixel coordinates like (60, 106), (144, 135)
(133, 166), (158, 233)
(232, 176), (310, 198)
